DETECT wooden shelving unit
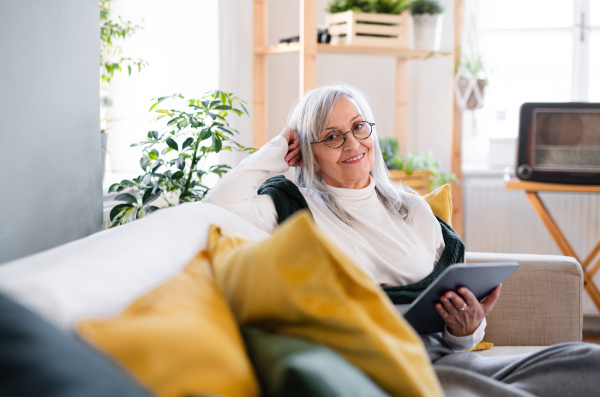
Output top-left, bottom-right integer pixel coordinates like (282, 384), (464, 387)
(252, 0), (465, 236)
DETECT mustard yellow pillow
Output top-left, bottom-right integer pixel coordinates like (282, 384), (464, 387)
(77, 251), (260, 397)
(208, 211), (443, 397)
(422, 184), (452, 225)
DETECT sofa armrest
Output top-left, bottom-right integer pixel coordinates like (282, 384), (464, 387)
(466, 252), (583, 346)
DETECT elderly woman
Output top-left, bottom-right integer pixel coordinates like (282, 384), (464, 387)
(205, 83), (600, 396)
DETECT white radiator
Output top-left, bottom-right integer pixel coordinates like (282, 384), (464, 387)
(463, 173), (600, 314)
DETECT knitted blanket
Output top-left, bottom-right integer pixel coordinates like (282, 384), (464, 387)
(258, 176), (465, 304)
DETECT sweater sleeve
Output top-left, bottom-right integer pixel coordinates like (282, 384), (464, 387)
(204, 136), (291, 233)
(443, 317), (487, 351)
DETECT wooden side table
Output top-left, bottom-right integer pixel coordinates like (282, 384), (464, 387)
(505, 178), (600, 311)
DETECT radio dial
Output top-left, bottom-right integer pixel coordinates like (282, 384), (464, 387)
(517, 164), (533, 179)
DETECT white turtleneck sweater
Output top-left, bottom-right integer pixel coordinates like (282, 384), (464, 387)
(205, 135), (485, 350)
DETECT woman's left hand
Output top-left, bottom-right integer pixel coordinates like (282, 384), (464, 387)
(435, 284), (502, 337)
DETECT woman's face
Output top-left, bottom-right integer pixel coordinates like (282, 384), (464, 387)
(312, 98), (374, 189)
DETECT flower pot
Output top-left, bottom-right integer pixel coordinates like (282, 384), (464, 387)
(325, 11), (410, 48)
(455, 77), (487, 110)
(412, 14), (443, 51)
(388, 169), (433, 195)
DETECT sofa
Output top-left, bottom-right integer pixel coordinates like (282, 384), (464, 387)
(0, 202), (583, 397)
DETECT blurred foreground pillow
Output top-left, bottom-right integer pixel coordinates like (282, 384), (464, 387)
(208, 211), (442, 397)
(0, 291), (152, 397)
(78, 251), (260, 397)
(241, 326), (390, 397)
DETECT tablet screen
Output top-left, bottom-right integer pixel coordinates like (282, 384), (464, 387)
(400, 262), (519, 334)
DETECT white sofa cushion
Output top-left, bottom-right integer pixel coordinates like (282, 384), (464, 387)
(0, 203), (269, 332)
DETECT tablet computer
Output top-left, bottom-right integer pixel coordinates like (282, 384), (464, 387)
(398, 262), (519, 334)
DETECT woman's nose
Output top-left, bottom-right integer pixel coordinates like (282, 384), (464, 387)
(343, 132), (361, 149)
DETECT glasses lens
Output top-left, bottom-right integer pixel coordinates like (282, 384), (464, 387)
(353, 122), (372, 139)
(325, 131), (344, 148)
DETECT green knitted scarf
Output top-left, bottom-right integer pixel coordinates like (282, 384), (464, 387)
(257, 175), (465, 304)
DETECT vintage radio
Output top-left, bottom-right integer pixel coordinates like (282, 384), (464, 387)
(516, 102), (600, 185)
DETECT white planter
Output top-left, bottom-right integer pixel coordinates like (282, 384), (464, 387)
(412, 14), (443, 51)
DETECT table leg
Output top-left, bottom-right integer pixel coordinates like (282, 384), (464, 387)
(526, 192), (600, 311)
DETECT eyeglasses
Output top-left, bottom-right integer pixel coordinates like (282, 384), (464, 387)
(311, 122), (375, 149)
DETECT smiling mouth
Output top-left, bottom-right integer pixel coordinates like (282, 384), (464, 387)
(342, 153), (365, 163)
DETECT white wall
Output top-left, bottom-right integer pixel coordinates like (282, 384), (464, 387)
(0, 0), (102, 264)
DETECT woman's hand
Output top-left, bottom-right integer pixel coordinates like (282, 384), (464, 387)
(280, 127), (303, 167)
(435, 284), (502, 337)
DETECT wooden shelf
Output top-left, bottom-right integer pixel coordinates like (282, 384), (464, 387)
(255, 42), (452, 58)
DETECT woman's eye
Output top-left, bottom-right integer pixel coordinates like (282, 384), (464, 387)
(354, 122), (366, 131)
(326, 132), (340, 142)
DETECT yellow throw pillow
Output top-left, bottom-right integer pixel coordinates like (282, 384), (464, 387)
(208, 211), (443, 397)
(422, 184), (452, 225)
(77, 251), (260, 397)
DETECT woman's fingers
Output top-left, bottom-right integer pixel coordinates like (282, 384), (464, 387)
(480, 284), (502, 316)
(281, 127), (304, 167)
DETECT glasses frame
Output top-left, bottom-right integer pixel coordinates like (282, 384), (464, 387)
(310, 122), (375, 149)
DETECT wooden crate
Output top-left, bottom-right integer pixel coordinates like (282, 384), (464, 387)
(389, 169), (433, 195)
(325, 11), (409, 48)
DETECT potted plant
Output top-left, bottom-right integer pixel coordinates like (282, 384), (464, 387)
(379, 137), (458, 194)
(107, 90), (254, 227)
(408, 0), (444, 51)
(325, 0), (411, 47)
(454, 39), (488, 110)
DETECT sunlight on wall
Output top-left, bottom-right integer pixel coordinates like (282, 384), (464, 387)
(104, 0), (219, 175)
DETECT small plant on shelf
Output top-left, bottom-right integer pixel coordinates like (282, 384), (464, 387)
(407, 0), (444, 16)
(108, 91), (254, 227)
(326, 0), (409, 14)
(379, 137), (458, 192)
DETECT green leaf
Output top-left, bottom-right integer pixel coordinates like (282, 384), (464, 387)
(212, 134), (222, 153)
(143, 205), (160, 216)
(110, 203), (133, 222)
(149, 96), (168, 112)
(166, 138), (178, 151)
(148, 149), (159, 160)
(189, 117), (199, 128)
(182, 137), (194, 150)
(171, 170), (184, 180)
(140, 156), (148, 171)
(108, 183), (121, 193)
(176, 154), (185, 170)
(142, 187), (162, 205)
(114, 193), (138, 204)
(200, 129), (211, 140)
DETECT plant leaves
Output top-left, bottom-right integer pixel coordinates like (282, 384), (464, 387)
(189, 117), (199, 128)
(143, 205), (160, 215)
(148, 149), (159, 160)
(200, 128), (211, 140)
(140, 156), (148, 171)
(114, 193), (138, 204)
(171, 170), (184, 180)
(166, 138), (178, 151)
(176, 154), (186, 170)
(182, 137), (194, 150)
(142, 187), (162, 205)
(110, 203), (133, 222)
(108, 183), (122, 193)
(212, 134), (222, 153)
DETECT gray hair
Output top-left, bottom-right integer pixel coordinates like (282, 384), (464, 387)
(288, 83), (413, 225)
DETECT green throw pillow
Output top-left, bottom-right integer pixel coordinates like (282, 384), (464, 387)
(241, 326), (390, 397)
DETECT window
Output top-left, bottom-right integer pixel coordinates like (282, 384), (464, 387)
(464, 0), (599, 166)
(104, 0), (219, 183)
